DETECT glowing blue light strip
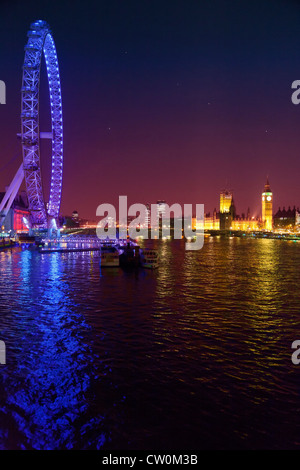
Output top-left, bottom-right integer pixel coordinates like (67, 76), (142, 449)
(21, 20), (63, 228)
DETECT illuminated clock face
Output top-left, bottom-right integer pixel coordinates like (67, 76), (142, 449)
(266, 196), (272, 201)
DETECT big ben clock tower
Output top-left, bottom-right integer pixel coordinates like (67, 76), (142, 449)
(262, 178), (273, 231)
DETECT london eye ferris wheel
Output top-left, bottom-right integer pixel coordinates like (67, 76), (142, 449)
(21, 20), (63, 229)
(0, 20), (63, 231)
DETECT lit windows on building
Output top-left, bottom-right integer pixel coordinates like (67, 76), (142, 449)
(262, 178), (273, 231)
(220, 190), (232, 214)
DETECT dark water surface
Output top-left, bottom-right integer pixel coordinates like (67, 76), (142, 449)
(1, 237), (300, 449)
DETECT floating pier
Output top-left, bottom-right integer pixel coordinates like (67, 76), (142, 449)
(38, 236), (121, 254)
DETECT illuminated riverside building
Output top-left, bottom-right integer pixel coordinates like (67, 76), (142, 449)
(219, 190), (233, 230)
(0, 191), (29, 232)
(145, 203), (150, 227)
(193, 210), (259, 232)
(220, 190), (232, 213)
(156, 200), (166, 220)
(193, 189), (261, 232)
(230, 216), (260, 231)
(203, 209), (220, 230)
(262, 178), (273, 230)
(273, 206), (300, 231)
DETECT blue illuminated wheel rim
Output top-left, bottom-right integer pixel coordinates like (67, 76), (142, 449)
(21, 20), (63, 228)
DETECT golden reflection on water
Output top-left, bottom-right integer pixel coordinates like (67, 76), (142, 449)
(155, 239), (177, 300)
(153, 237), (300, 403)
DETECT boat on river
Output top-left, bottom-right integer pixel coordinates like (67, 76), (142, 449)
(0, 237), (15, 249)
(119, 242), (140, 268)
(100, 245), (120, 267)
(140, 248), (159, 269)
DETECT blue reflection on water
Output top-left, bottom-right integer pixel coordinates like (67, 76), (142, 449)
(0, 250), (106, 449)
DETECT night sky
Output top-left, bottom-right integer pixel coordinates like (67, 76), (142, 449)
(1, 0), (300, 220)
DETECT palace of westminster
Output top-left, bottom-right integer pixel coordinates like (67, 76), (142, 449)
(198, 178), (300, 232)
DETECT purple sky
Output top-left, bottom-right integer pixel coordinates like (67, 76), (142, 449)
(0, 0), (300, 220)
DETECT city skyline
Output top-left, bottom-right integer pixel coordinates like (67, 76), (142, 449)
(60, 176), (299, 235)
(65, 176), (298, 223)
(0, 0), (300, 220)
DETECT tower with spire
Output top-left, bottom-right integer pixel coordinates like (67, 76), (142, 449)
(262, 177), (273, 230)
(219, 189), (233, 230)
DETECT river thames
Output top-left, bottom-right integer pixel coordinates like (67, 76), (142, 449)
(0, 236), (300, 449)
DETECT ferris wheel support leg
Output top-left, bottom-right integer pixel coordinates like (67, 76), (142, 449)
(0, 163), (24, 226)
(47, 217), (59, 239)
